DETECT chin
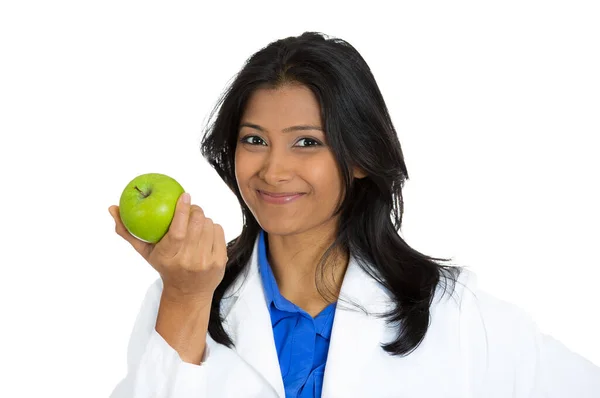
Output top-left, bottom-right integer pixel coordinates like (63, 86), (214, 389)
(257, 218), (304, 236)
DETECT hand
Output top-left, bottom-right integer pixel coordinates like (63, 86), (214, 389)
(108, 192), (228, 302)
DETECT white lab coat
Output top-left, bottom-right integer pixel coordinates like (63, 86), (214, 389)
(110, 236), (600, 397)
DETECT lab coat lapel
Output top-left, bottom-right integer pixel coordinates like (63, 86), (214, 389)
(321, 255), (392, 397)
(223, 238), (392, 398)
(224, 237), (286, 398)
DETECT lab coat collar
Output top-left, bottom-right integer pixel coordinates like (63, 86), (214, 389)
(222, 233), (394, 398)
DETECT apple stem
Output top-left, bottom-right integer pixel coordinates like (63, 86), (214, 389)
(134, 186), (150, 198)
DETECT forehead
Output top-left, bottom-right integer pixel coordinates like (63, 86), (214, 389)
(241, 84), (322, 126)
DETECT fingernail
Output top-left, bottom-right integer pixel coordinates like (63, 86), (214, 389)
(182, 193), (191, 204)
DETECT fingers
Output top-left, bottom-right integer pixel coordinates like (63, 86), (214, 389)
(110, 192), (227, 272)
(199, 216), (215, 260)
(160, 193), (191, 257)
(212, 223), (228, 264)
(108, 205), (152, 258)
(181, 206), (223, 269)
(185, 205), (208, 257)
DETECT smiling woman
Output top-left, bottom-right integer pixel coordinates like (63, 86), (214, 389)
(109, 32), (600, 398)
(235, 84), (361, 239)
(234, 84), (363, 319)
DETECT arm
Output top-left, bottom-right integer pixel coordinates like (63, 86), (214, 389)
(155, 287), (211, 366)
(109, 279), (280, 398)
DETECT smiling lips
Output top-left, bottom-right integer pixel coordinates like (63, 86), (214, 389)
(257, 190), (305, 204)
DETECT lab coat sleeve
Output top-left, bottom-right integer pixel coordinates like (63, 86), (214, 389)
(109, 278), (280, 398)
(460, 281), (600, 398)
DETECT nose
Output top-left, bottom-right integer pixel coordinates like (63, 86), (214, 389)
(258, 145), (295, 186)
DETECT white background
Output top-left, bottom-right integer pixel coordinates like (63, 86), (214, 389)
(1, 1), (598, 396)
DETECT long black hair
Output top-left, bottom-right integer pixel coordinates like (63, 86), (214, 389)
(200, 31), (463, 356)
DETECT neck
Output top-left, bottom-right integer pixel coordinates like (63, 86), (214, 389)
(265, 222), (348, 310)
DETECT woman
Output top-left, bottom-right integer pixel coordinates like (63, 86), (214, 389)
(108, 32), (600, 397)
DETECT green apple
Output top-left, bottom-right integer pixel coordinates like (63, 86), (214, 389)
(118, 173), (185, 243)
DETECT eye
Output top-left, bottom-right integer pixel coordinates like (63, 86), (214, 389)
(295, 138), (322, 148)
(240, 135), (267, 146)
(239, 136), (323, 148)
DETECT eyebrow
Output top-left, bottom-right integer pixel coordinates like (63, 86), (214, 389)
(239, 122), (323, 134)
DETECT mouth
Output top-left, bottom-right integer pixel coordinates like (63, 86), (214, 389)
(257, 190), (306, 205)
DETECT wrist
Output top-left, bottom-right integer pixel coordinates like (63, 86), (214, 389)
(161, 285), (213, 309)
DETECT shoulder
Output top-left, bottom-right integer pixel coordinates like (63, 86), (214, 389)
(433, 267), (539, 349)
(433, 266), (533, 324)
(425, 268), (535, 394)
(436, 268), (600, 396)
(436, 269), (547, 394)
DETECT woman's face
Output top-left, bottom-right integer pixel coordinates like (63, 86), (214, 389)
(234, 84), (347, 237)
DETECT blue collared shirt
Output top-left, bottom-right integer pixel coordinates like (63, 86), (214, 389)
(257, 229), (337, 398)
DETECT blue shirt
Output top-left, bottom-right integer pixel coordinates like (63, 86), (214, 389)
(257, 230), (337, 398)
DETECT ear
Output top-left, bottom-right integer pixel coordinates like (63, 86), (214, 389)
(352, 166), (367, 179)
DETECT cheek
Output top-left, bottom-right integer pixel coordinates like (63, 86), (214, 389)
(234, 150), (257, 199)
(234, 149), (251, 180)
(234, 152), (248, 191)
(309, 157), (343, 199)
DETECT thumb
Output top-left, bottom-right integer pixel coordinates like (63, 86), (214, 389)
(108, 205), (127, 235)
(108, 206), (121, 226)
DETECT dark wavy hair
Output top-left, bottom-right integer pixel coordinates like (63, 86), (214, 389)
(200, 31), (463, 356)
